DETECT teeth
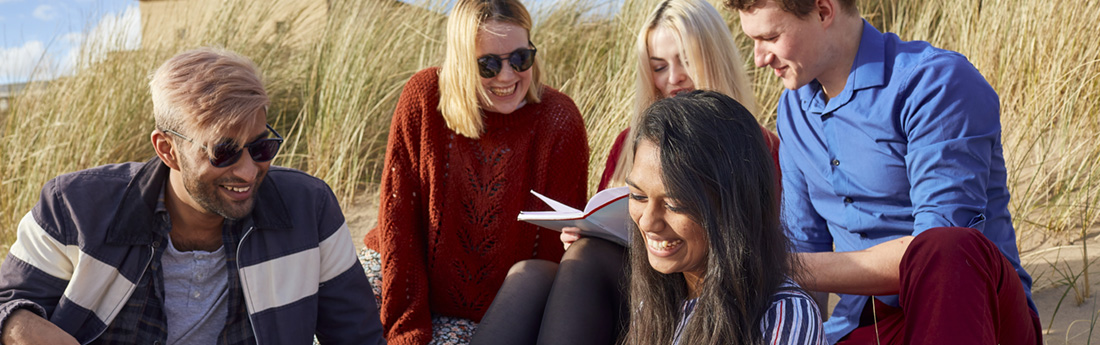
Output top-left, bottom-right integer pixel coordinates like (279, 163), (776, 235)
(647, 238), (683, 251)
(223, 185), (250, 193)
(490, 84), (516, 97)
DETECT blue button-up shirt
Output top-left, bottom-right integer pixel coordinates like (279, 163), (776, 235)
(777, 21), (1035, 344)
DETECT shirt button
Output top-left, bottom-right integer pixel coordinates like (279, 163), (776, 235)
(831, 159), (840, 166)
(843, 197), (853, 204)
(193, 291), (201, 298)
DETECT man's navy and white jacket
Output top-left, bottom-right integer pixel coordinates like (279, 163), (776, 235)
(0, 158), (386, 344)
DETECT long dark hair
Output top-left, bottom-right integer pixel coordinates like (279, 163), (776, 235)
(625, 90), (793, 345)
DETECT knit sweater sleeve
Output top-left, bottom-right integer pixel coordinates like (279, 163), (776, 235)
(559, 107), (589, 216)
(534, 89), (589, 259)
(371, 69), (436, 345)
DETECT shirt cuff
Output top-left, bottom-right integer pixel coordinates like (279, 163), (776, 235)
(0, 299), (48, 333)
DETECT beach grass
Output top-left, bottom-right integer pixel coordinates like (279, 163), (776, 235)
(1, 0), (1097, 282)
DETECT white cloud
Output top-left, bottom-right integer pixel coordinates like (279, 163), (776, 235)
(82, 5), (141, 53)
(60, 5), (141, 75)
(61, 32), (84, 45)
(0, 41), (60, 83)
(58, 47), (79, 79)
(33, 4), (59, 21)
(2, 5), (141, 83)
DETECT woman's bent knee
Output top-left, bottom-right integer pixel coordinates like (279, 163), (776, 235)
(508, 259), (559, 281)
(562, 237), (626, 263)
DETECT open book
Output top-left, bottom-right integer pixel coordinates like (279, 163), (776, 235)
(518, 186), (631, 246)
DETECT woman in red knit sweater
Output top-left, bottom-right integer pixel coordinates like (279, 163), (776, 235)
(361, 0), (589, 344)
(473, 1), (779, 344)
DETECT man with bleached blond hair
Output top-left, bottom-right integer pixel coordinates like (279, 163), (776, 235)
(724, 0), (1041, 343)
(0, 47), (385, 344)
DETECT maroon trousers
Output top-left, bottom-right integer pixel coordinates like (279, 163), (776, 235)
(836, 227), (1042, 345)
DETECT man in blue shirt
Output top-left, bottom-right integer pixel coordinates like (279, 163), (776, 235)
(724, 0), (1041, 343)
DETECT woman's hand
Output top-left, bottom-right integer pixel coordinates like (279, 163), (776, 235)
(560, 227), (582, 250)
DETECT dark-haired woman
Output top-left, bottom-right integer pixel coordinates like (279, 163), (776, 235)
(625, 90), (824, 345)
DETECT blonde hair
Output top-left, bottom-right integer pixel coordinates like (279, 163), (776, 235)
(438, 0), (542, 139)
(150, 47), (268, 152)
(607, 0), (757, 188)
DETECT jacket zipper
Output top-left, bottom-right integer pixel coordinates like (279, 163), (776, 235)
(83, 241), (159, 345)
(237, 226), (261, 342)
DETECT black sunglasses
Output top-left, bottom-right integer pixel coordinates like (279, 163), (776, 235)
(163, 124), (284, 168)
(477, 42), (538, 78)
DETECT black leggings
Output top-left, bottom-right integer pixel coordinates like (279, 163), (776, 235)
(471, 237), (628, 345)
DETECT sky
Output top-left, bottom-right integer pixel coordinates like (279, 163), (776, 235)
(0, 0), (610, 85)
(1, 0), (140, 84)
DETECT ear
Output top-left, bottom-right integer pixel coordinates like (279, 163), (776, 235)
(816, 0), (838, 28)
(151, 130), (182, 170)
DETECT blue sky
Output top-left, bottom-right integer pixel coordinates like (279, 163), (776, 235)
(1, 0), (139, 84)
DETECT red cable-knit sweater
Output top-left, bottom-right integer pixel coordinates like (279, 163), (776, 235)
(364, 67), (589, 345)
(598, 126), (781, 190)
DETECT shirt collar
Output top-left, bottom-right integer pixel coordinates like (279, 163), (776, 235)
(846, 20), (887, 92)
(106, 158), (294, 245)
(154, 182), (171, 237)
(798, 20), (887, 114)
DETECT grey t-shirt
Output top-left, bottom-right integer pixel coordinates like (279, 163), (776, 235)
(162, 237), (229, 345)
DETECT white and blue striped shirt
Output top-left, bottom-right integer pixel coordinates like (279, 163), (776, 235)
(673, 282), (826, 345)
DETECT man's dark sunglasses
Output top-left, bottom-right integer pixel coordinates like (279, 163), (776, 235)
(162, 124), (284, 168)
(477, 42), (538, 78)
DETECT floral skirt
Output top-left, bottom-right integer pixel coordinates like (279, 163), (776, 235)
(360, 248), (478, 345)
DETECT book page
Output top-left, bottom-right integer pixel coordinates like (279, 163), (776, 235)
(518, 187), (632, 246)
(583, 187), (629, 213)
(530, 190), (580, 213)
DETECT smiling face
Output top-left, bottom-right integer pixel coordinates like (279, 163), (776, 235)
(172, 110), (270, 221)
(476, 21), (533, 114)
(647, 26), (696, 98)
(739, 0), (827, 90)
(628, 139), (708, 283)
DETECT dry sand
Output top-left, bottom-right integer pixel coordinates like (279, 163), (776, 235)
(345, 187), (1100, 343)
(345, 188), (380, 248)
(1022, 229), (1100, 344)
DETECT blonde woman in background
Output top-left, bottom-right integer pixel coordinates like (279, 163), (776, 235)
(361, 0), (589, 344)
(597, 0), (778, 191)
(472, 1), (778, 344)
